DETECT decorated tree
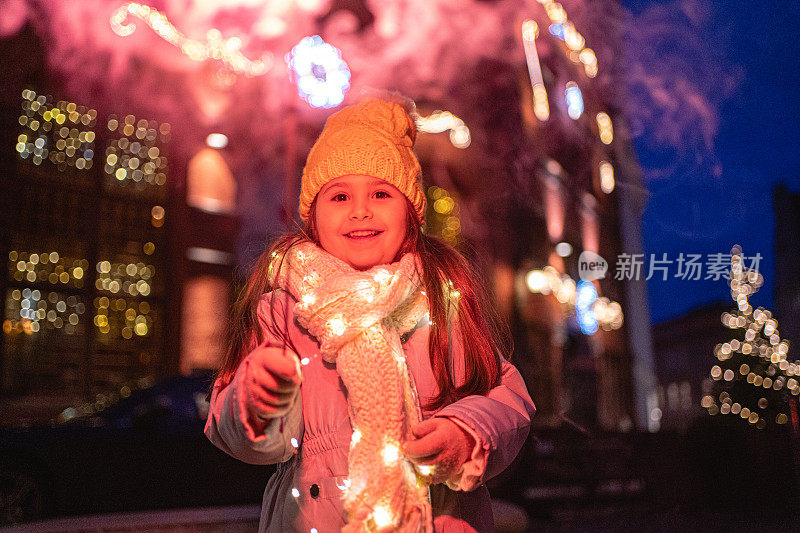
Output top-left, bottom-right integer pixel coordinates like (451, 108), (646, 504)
(702, 246), (800, 431)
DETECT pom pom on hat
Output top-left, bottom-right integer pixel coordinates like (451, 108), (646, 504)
(299, 97), (426, 224)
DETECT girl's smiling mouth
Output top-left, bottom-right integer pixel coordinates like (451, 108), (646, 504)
(344, 230), (384, 239)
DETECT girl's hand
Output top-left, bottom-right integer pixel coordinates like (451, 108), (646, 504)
(402, 418), (475, 485)
(244, 346), (302, 425)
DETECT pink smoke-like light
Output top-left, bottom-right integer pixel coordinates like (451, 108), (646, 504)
(0, 0), (732, 185)
(0, 0), (29, 38)
(622, 0), (741, 180)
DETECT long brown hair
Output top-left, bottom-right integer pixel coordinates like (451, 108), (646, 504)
(211, 198), (509, 410)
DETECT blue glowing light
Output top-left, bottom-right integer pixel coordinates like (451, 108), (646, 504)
(549, 24), (566, 41)
(285, 35), (351, 109)
(575, 279), (598, 335)
(565, 82), (584, 120)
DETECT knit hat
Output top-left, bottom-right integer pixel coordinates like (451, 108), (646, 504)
(298, 97), (427, 224)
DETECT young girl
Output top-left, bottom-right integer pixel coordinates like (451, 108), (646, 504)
(205, 97), (535, 532)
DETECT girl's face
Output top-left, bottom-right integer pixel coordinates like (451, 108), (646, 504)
(314, 174), (409, 270)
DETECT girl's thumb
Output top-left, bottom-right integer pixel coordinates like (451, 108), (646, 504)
(411, 418), (437, 437)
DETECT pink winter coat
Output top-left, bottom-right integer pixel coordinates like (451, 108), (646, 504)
(205, 289), (535, 532)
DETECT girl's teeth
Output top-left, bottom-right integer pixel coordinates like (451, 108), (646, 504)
(348, 231), (378, 237)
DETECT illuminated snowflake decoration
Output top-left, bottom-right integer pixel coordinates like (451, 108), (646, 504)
(285, 35), (351, 109)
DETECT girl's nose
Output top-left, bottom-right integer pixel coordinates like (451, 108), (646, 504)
(349, 198), (372, 220)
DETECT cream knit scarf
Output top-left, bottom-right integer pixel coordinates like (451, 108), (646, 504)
(274, 241), (434, 532)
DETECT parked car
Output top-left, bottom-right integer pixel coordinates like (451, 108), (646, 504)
(0, 373), (275, 526)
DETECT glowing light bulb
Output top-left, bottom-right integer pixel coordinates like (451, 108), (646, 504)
(327, 316), (346, 336)
(382, 442), (400, 465)
(581, 49), (598, 78)
(302, 293), (316, 306)
(418, 465), (434, 476)
(449, 125), (471, 149)
(549, 23), (566, 40)
(522, 20), (539, 41)
(205, 133), (228, 149)
(351, 429), (362, 446)
(526, 270), (548, 293)
(297, 0), (321, 9)
(596, 112), (613, 144)
(565, 82), (584, 120)
(374, 269), (392, 284)
(533, 84), (550, 121)
(555, 242), (573, 257)
(563, 24), (585, 51)
(599, 161), (615, 194)
(417, 111), (471, 149)
(291, 487), (300, 498)
(372, 506), (394, 529)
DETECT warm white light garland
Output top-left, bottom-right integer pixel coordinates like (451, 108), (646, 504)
(110, 3), (273, 77)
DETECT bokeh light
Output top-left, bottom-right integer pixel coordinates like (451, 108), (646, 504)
(286, 35), (350, 109)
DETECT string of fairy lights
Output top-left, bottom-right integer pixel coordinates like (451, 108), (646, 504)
(266, 249), (458, 530)
(522, 2), (616, 195)
(533, 0), (599, 78)
(110, 2), (273, 77)
(416, 111), (471, 150)
(702, 247), (800, 429)
(518, 2), (623, 339)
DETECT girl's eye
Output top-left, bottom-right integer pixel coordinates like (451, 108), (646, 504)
(374, 190), (391, 199)
(331, 193), (348, 202)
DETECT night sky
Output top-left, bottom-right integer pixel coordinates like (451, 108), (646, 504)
(624, 1), (800, 324)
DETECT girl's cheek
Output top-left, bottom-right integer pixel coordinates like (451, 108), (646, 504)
(315, 205), (340, 238)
